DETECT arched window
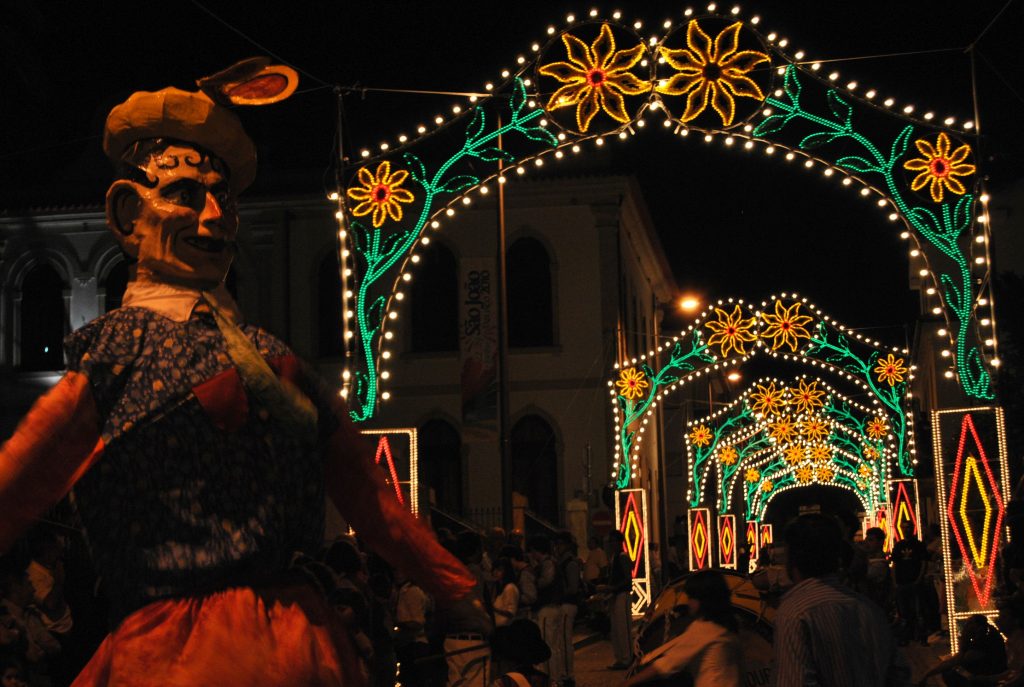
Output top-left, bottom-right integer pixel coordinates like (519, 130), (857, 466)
(419, 419), (463, 514)
(410, 242), (458, 352)
(510, 414), (558, 524)
(19, 263), (67, 371)
(508, 237), (553, 347)
(317, 252), (344, 359)
(103, 260), (130, 312)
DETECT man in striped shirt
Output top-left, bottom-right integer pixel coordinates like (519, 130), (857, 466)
(772, 514), (911, 686)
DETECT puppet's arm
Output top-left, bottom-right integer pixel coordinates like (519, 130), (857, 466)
(0, 372), (103, 551)
(323, 409), (473, 605)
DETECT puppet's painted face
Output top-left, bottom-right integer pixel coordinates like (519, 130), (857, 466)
(123, 144), (239, 288)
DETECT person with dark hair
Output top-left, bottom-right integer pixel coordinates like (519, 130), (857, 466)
(490, 619), (553, 687)
(527, 535), (562, 680)
(491, 558), (520, 628)
(0, 656), (29, 687)
(892, 532), (930, 645)
(600, 529), (634, 670)
(554, 531), (582, 687)
(626, 569), (741, 686)
(917, 614), (1006, 686)
(438, 531), (493, 687)
(772, 514), (910, 686)
(861, 527), (891, 609)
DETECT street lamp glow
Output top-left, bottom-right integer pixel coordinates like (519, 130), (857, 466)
(727, 371), (741, 382)
(679, 296), (701, 312)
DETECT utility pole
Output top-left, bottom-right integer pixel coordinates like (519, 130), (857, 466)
(496, 114), (513, 532)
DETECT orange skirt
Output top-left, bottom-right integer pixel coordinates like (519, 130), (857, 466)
(72, 584), (364, 687)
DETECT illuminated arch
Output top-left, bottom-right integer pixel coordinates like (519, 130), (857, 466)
(611, 293), (914, 489)
(684, 374), (895, 519)
(333, 9), (997, 423)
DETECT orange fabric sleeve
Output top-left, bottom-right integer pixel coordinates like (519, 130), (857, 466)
(323, 408), (474, 606)
(0, 372), (103, 552)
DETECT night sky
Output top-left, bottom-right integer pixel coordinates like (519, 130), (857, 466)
(2, 0), (1021, 337)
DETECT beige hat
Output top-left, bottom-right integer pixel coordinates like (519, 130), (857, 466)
(103, 87), (257, 193)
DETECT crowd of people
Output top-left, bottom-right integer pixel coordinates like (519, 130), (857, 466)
(1, 523), (639, 687)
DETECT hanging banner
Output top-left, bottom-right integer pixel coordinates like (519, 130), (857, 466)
(688, 508), (711, 571)
(718, 514), (737, 569)
(933, 407), (1010, 652)
(459, 258), (498, 441)
(615, 488), (652, 616)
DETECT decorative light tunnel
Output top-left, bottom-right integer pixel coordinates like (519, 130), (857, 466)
(613, 293), (915, 490)
(684, 373), (903, 522)
(334, 7), (999, 424)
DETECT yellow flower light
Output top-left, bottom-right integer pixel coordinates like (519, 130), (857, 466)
(859, 464), (873, 478)
(768, 418), (797, 444)
(539, 23), (650, 133)
(790, 379), (825, 415)
(816, 466), (835, 482)
(903, 132), (976, 203)
(796, 466), (814, 483)
(784, 444), (806, 466)
(866, 417), (889, 440)
(656, 20), (769, 127)
(801, 418), (830, 442)
(864, 445), (881, 461)
(809, 444), (831, 463)
(761, 480), (774, 493)
(689, 424), (714, 447)
(874, 354), (908, 386)
(761, 301), (813, 352)
(718, 445), (739, 465)
(347, 161), (415, 228)
(750, 381), (785, 417)
(745, 468), (761, 483)
(616, 367), (649, 400)
(704, 304), (758, 358)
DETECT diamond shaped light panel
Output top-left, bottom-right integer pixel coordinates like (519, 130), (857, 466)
(689, 508), (711, 571)
(945, 413), (1005, 607)
(718, 514), (737, 569)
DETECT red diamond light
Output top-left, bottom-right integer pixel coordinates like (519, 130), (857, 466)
(374, 436), (404, 505)
(946, 413), (1005, 607)
(619, 492), (644, 578)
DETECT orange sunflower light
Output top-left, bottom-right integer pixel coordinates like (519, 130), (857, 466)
(768, 419), (797, 443)
(859, 464), (873, 478)
(347, 161), (415, 228)
(809, 444), (831, 463)
(796, 466), (814, 483)
(719, 446), (739, 465)
(616, 367), (649, 400)
(903, 132), (976, 204)
(656, 20), (769, 127)
(539, 23), (649, 133)
(689, 424), (714, 447)
(790, 379), (825, 415)
(745, 467), (761, 483)
(784, 444), (806, 466)
(866, 417), (889, 440)
(816, 466), (835, 482)
(761, 480), (774, 493)
(874, 353), (908, 386)
(761, 301), (813, 352)
(863, 445), (881, 461)
(750, 381), (785, 417)
(801, 418), (830, 442)
(704, 304), (758, 358)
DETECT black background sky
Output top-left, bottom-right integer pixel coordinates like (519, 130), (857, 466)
(2, 0), (1021, 339)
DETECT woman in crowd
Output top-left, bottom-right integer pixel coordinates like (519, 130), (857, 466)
(625, 570), (741, 687)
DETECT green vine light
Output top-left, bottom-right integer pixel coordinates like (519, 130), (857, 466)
(337, 9), (996, 424)
(612, 293), (915, 490)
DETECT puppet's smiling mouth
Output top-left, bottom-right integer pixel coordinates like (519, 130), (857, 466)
(183, 237), (226, 253)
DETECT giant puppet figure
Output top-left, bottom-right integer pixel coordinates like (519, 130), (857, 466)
(0, 61), (473, 685)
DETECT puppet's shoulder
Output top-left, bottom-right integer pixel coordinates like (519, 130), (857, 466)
(63, 307), (158, 373)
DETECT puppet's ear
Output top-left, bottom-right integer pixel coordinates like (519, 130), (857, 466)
(197, 57), (299, 106)
(105, 181), (143, 257)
